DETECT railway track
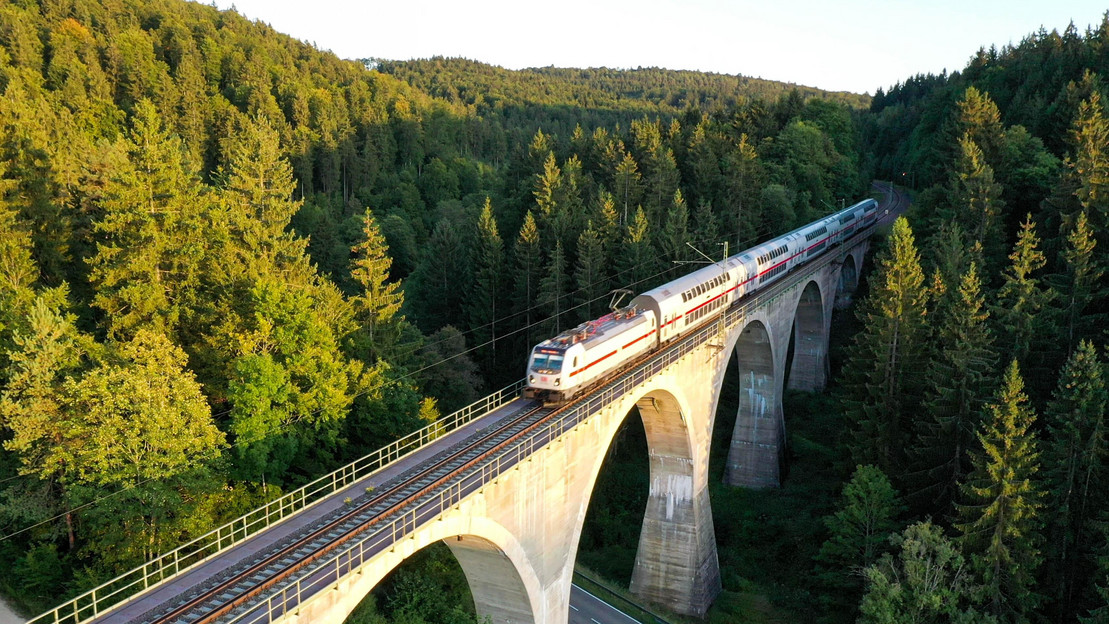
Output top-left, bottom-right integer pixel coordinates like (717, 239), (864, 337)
(137, 400), (561, 624)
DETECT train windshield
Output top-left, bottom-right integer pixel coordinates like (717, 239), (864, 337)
(531, 353), (564, 373)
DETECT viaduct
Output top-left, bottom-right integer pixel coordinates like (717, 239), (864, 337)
(30, 194), (892, 624)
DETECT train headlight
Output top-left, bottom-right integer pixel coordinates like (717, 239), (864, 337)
(554, 379), (561, 386)
(529, 375), (535, 384)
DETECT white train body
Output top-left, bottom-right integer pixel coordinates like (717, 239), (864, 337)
(524, 198), (879, 402)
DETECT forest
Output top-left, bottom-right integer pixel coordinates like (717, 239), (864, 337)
(0, 0), (1107, 622)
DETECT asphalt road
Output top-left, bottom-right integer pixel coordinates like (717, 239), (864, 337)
(569, 583), (644, 624)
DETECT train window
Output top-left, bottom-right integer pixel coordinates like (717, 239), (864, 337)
(531, 353), (564, 372)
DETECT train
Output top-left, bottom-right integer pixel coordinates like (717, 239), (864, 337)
(523, 197), (880, 402)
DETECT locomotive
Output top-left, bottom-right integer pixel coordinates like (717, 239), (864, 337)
(523, 197), (879, 403)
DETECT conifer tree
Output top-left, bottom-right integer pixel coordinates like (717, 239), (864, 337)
(1070, 92), (1109, 236)
(350, 208), (404, 360)
(89, 100), (211, 340)
(661, 188), (690, 269)
(842, 217), (928, 477)
(596, 190), (622, 253)
(1050, 211), (1103, 356)
(687, 119), (721, 208)
(467, 198), (504, 377)
(927, 220), (972, 294)
(1084, 523), (1109, 624)
(723, 134), (765, 244)
(956, 86), (1005, 167)
(574, 224), (607, 323)
(220, 114), (305, 277)
(513, 211), (542, 349)
(0, 197), (44, 371)
(692, 199), (719, 249)
(612, 151), (643, 225)
(409, 218), (469, 333)
(993, 215), (1051, 365)
(619, 206), (656, 290)
(956, 360), (1044, 622)
(947, 133), (1006, 273)
(534, 151), (562, 233)
(1044, 341), (1109, 616)
(914, 263), (996, 518)
(538, 240), (568, 335)
(815, 465), (904, 610)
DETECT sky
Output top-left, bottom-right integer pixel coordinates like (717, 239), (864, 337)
(211, 0), (1107, 95)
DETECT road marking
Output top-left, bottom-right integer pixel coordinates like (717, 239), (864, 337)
(573, 584), (643, 624)
(570, 604), (578, 611)
(591, 619), (602, 624)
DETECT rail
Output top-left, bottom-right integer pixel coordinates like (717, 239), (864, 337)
(211, 233), (875, 624)
(29, 379), (525, 624)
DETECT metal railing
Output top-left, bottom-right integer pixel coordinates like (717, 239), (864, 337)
(213, 235), (874, 624)
(28, 380), (526, 624)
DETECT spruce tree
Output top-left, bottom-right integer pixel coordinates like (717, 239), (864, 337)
(841, 217), (928, 477)
(956, 86), (1005, 167)
(612, 151), (643, 225)
(220, 114), (305, 280)
(993, 215), (1051, 365)
(538, 240), (568, 335)
(947, 133), (1006, 273)
(914, 263), (996, 518)
(1050, 211), (1103, 356)
(595, 190), (622, 254)
(89, 100), (210, 340)
(619, 206), (656, 290)
(1044, 341), (1109, 617)
(0, 198), (44, 371)
(574, 224), (607, 323)
(661, 188), (690, 269)
(350, 208), (404, 360)
(513, 211), (542, 349)
(692, 199), (719, 249)
(408, 218), (468, 333)
(815, 465), (904, 611)
(467, 198), (504, 378)
(1070, 92), (1109, 238)
(956, 360), (1044, 622)
(1084, 522), (1109, 624)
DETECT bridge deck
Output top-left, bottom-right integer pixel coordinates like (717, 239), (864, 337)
(95, 398), (537, 624)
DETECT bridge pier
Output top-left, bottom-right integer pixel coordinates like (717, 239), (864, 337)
(724, 320), (783, 489)
(630, 394), (721, 617)
(787, 281), (829, 392)
(448, 536), (536, 624)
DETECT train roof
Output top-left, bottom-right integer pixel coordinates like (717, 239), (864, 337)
(536, 307), (651, 351)
(635, 256), (742, 302)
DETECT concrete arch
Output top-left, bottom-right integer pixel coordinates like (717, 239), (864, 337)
(566, 384), (719, 616)
(788, 280), (828, 392)
(724, 319), (780, 488)
(836, 253), (859, 308)
(313, 515), (542, 624)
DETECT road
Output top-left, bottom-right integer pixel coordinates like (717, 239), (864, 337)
(569, 583), (644, 624)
